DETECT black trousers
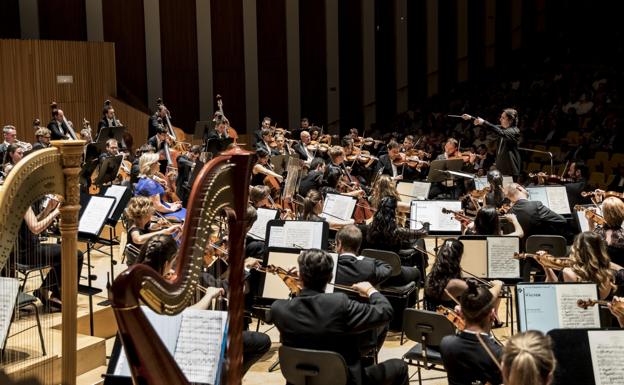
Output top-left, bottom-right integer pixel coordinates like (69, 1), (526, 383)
(18, 243), (84, 297)
(363, 358), (409, 385)
(243, 330), (271, 373)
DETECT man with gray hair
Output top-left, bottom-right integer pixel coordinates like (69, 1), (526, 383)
(0, 125), (17, 163)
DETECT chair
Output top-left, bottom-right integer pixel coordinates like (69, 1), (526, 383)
(525, 235), (568, 257)
(611, 153), (624, 165)
(15, 262), (56, 295)
(586, 159), (600, 173)
(588, 172), (605, 189)
(1, 293), (46, 357)
(361, 249), (417, 334)
(278, 346), (348, 385)
(595, 151), (610, 164)
(402, 308), (456, 385)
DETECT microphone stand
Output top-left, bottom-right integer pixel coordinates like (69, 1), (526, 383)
(518, 147), (554, 175)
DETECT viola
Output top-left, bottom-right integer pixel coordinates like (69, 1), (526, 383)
(436, 305), (465, 330)
(574, 205), (606, 226)
(513, 252), (574, 270)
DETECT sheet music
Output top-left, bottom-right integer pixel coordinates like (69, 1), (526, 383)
(556, 284), (600, 329)
(546, 186), (572, 215)
(268, 221), (324, 249)
(517, 284), (560, 333)
(247, 208), (278, 240)
(410, 201), (462, 232)
(104, 185), (128, 220)
(487, 237), (520, 278)
(411, 182), (431, 200)
(0, 277), (19, 348)
(321, 193), (356, 221)
(397, 182), (415, 203)
(527, 187), (549, 208)
(174, 309), (228, 384)
(79, 196), (115, 235)
(588, 330), (624, 385)
(460, 239), (488, 278)
(474, 176), (513, 190)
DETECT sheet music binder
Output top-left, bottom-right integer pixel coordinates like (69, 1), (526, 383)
(95, 126), (127, 151)
(457, 235), (522, 282)
(0, 277), (19, 349)
(78, 195), (116, 242)
(94, 155), (123, 186)
(265, 219), (329, 251)
(103, 185), (132, 225)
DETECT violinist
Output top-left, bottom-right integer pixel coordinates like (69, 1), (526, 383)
(343, 137), (376, 182)
(424, 239), (467, 310)
(485, 169), (505, 208)
(369, 175), (410, 213)
(31, 127), (52, 152)
(251, 148), (283, 187)
(270, 249), (409, 385)
(273, 134), (295, 156)
(300, 189), (324, 221)
(440, 279), (504, 385)
(501, 331), (555, 385)
(322, 146), (365, 199)
(292, 130), (314, 162)
(137, 234), (271, 374)
(298, 158), (325, 197)
(543, 232), (616, 300)
(376, 141), (404, 181)
(134, 153), (186, 222)
(123, 196), (182, 265)
(588, 197), (624, 266)
(564, 161), (588, 209)
(463, 206), (524, 238)
(472, 144), (494, 175)
(98, 138), (120, 162)
(252, 116), (272, 146)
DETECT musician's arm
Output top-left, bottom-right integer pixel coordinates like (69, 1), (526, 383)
(24, 206), (60, 235)
(253, 164), (283, 181)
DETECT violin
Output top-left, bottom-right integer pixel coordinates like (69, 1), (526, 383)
(441, 207), (473, 226)
(513, 252), (574, 270)
(574, 205), (606, 226)
(581, 190), (624, 200)
(255, 264), (358, 296)
(577, 298), (624, 311)
(392, 153), (429, 169)
(529, 172), (576, 185)
(436, 305), (465, 330)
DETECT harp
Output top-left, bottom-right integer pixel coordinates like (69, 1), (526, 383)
(0, 141), (84, 385)
(110, 147), (252, 385)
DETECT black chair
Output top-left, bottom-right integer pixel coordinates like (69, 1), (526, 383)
(15, 262), (56, 295)
(1, 293), (46, 357)
(402, 308), (455, 385)
(361, 249), (417, 335)
(524, 235), (568, 281)
(279, 345), (348, 385)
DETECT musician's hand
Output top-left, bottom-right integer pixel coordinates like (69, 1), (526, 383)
(461, 114), (473, 121)
(276, 175), (284, 183)
(392, 175), (403, 181)
(352, 281), (376, 298)
(163, 224), (181, 235)
(169, 202), (182, 211)
(491, 280), (504, 288)
(504, 213), (518, 222)
(244, 257), (262, 270)
(608, 297), (624, 327)
(474, 117), (484, 125)
(286, 265), (299, 277)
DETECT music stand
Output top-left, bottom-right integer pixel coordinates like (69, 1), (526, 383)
(94, 155), (123, 187)
(205, 137), (233, 156)
(270, 154), (289, 175)
(426, 159), (465, 183)
(95, 126), (127, 151)
(194, 120), (213, 142)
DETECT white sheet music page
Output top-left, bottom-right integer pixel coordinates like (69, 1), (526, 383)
(487, 237), (520, 278)
(248, 208), (278, 240)
(410, 201), (462, 232)
(546, 186), (572, 215)
(0, 277), (19, 348)
(321, 193), (356, 221)
(556, 284), (600, 329)
(411, 182), (431, 200)
(267, 226), (285, 247)
(282, 221), (323, 249)
(588, 330), (624, 385)
(174, 309), (228, 384)
(78, 196), (114, 235)
(104, 185), (128, 219)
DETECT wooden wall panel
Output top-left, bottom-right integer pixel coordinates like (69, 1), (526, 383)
(0, 0), (20, 38)
(338, 0), (363, 133)
(0, 39), (119, 142)
(468, 0), (486, 80)
(257, 0), (289, 128)
(299, 0), (327, 127)
(211, 0), (247, 133)
(160, 0), (199, 133)
(438, 0), (458, 93)
(38, 0), (87, 41)
(375, 0), (396, 127)
(103, 0), (148, 113)
(407, 0), (427, 105)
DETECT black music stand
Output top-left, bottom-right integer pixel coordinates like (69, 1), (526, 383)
(94, 155), (123, 187)
(194, 120), (213, 143)
(426, 159), (465, 183)
(95, 126), (127, 150)
(270, 154), (289, 175)
(205, 137), (233, 156)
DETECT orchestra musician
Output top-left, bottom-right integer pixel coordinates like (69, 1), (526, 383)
(300, 190), (324, 221)
(2, 144), (24, 176)
(298, 157), (325, 197)
(273, 134), (295, 156)
(98, 138), (120, 162)
(588, 197), (624, 266)
(98, 103), (121, 136)
(463, 108), (521, 179)
(147, 104), (168, 140)
(542, 231), (617, 300)
(424, 239), (468, 310)
(136, 234), (271, 373)
(47, 108), (74, 140)
(322, 146), (366, 199)
(369, 175), (410, 213)
(440, 279), (504, 385)
(0, 125), (17, 161)
(254, 129), (277, 155)
(123, 196), (182, 265)
(463, 206), (524, 238)
(270, 248), (409, 385)
(376, 141), (404, 181)
(31, 127), (52, 151)
(175, 145), (202, 206)
(292, 130), (315, 162)
(501, 331), (556, 385)
(205, 116), (233, 154)
(249, 185), (272, 209)
(134, 153), (185, 222)
(253, 116), (272, 146)
(251, 149), (283, 187)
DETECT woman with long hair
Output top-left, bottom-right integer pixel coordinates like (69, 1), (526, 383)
(301, 189), (323, 221)
(464, 206), (524, 237)
(590, 196), (624, 266)
(502, 331), (556, 385)
(369, 174), (409, 213)
(544, 231), (616, 299)
(424, 239), (466, 310)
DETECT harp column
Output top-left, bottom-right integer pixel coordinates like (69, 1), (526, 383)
(55, 140), (85, 385)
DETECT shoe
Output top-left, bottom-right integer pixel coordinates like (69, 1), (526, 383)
(33, 289), (61, 312)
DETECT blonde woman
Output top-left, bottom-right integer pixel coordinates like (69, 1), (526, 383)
(589, 196), (624, 266)
(369, 174), (410, 213)
(544, 231), (615, 299)
(502, 331), (555, 385)
(124, 196), (182, 264)
(134, 153), (186, 222)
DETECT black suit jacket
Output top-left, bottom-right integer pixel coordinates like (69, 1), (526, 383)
(483, 121), (521, 176)
(271, 288), (393, 385)
(292, 142), (310, 161)
(147, 114), (161, 141)
(336, 253), (392, 286)
(47, 120), (70, 140)
(510, 199), (566, 240)
(375, 154), (394, 176)
(440, 332), (503, 385)
(147, 135), (164, 151)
